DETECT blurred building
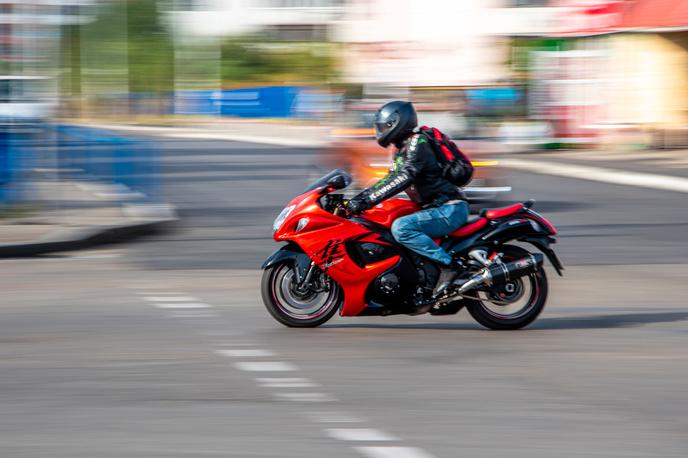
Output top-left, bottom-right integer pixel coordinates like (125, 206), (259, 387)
(0, 0), (92, 121)
(502, 0), (688, 147)
(172, 0), (345, 39)
(335, 0), (510, 87)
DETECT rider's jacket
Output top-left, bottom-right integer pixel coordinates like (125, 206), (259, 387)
(355, 131), (464, 209)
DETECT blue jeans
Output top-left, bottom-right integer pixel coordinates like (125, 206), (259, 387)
(391, 201), (469, 266)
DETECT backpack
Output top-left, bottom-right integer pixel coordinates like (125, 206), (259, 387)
(419, 126), (474, 187)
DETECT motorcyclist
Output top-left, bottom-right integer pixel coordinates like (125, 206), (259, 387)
(344, 101), (469, 297)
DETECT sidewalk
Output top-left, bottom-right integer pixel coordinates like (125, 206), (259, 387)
(512, 148), (688, 178)
(501, 148), (688, 194)
(0, 181), (177, 257)
(81, 118), (331, 148)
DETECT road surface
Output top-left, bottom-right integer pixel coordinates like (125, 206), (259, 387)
(2, 138), (687, 457)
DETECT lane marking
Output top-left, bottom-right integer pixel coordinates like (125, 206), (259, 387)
(501, 158), (688, 193)
(273, 392), (337, 402)
(201, 331), (243, 336)
(234, 361), (297, 372)
(153, 303), (212, 309)
(257, 377), (319, 388)
(306, 411), (363, 423)
(355, 446), (437, 458)
(216, 349), (275, 358)
(142, 290), (430, 458)
(327, 429), (398, 442)
(144, 296), (200, 302)
(212, 342), (257, 346)
(88, 123), (326, 147)
(169, 311), (218, 318)
(137, 292), (184, 295)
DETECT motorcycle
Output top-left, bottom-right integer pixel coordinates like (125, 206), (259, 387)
(261, 169), (563, 330)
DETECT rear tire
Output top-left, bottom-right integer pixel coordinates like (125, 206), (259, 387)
(261, 262), (342, 328)
(465, 245), (548, 330)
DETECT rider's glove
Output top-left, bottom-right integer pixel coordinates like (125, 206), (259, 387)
(344, 198), (365, 215)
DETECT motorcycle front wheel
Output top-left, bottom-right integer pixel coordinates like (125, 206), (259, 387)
(261, 262), (342, 328)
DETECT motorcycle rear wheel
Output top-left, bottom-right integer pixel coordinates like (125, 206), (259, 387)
(261, 262), (342, 328)
(465, 245), (548, 330)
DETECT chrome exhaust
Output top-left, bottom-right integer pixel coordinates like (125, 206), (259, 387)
(458, 253), (544, 294)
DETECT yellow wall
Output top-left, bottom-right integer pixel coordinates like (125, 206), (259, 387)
(608, 33), (688, 128)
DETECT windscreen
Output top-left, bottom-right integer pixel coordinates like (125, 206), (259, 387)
(302, 169), (352, 194)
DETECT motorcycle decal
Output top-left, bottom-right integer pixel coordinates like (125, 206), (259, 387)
(322, 258), (344, 269)
(315, 239), (345, 271)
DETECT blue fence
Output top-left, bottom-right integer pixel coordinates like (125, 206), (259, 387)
(0, 127), (38, 205)
(0, 124), (160, 206)
(175, 86), (307, 118)
(53, 125), (161, 201)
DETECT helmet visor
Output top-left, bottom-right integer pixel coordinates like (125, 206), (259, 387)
(374, 121), (390, 138)
(374, 115), (398, 139)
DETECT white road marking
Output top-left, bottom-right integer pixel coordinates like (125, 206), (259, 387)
(273, 392), (337, 402)
(87, 123), (327, 147)
(199, 331), (245, 337)
(169, 311), (219, 318)
(306, 411), (363, 423)
(152, 302), (212, 309)
(257, 377), (319, 388)
(501, 158), (688, 193)
(212, 342), (257, 347)
(234, 361), (297, 372)
(326, 429), (398, 442)
(144, 296), (200, 302)
(142, 291), (427, 457)
(355, 446), (437, 458)
(137, 292), (184, 296)
(216, 349), (275, 358)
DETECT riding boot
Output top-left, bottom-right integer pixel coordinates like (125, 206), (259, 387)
(433, 258), (462, 297)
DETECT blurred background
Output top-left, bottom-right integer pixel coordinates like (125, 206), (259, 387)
(2, 1), (688, 458)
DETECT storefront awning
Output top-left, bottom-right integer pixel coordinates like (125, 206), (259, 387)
(619, 0), (688, 31)
(554, 0), (688, 36)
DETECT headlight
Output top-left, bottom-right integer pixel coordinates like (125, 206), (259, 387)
(272, 205), (295, 233)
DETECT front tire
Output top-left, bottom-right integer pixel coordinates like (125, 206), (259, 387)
(261, 262), (342, 328)
(465, 245), (548, 330)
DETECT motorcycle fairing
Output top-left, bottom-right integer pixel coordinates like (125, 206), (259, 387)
(261, 242), (311, 283)
(274, 189), (403, 317)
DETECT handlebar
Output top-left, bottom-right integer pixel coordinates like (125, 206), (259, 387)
(333, 204), (347, 218)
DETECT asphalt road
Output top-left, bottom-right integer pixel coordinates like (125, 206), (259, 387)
(2, 138), (688, 458)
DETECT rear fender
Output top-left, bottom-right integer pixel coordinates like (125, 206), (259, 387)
(480, 218), (564, 276)
(523, 236), (565, 276)
(261, 242), (312, 283)
(480, 218), (544, 244)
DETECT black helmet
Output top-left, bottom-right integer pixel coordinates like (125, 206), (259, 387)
(373, 101), (418, 147)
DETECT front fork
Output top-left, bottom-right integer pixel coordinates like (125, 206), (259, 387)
(294, 261), (331, 294)
(294, 261), (316, 292)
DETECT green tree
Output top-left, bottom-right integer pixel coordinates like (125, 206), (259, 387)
(220, 37), (339, 85)
(77, 0), (173, 95)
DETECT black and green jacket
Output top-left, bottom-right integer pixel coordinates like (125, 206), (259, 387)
(355, 131), (464, 209)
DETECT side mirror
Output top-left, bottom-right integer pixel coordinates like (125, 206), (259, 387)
(327, 174), (348, 190)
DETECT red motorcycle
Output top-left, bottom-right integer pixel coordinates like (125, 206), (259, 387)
(261, 170), (563, 330)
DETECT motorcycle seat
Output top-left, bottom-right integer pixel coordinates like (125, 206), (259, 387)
(480, 203), (525, 219)
(449, 216), (488, 237)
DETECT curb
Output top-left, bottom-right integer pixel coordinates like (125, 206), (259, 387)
(0, 214), (177, 258)
(84, 123), (328, 148)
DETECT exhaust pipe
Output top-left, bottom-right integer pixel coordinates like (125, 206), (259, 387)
(458, 253), (544, 294)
